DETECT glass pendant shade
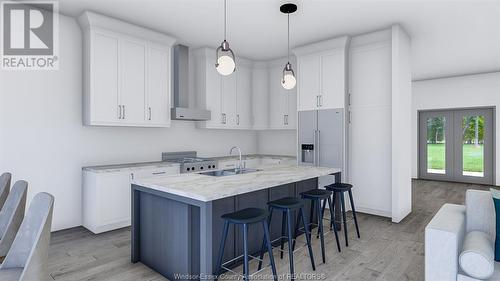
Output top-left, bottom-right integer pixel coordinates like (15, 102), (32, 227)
(282, 62), (296, 90)
(215, 41), (235, 76)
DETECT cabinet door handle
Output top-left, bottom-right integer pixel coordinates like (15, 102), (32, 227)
(123, 105), (126, 119)
(316, 95), (319, 107)
(118, 105), (121, 119)
(319, 95), (323, 107)
(152, 171), (166, 175)
(148, 107), (152, 121)
(237, 114), (240, 125)
(130, 173), (134, 180)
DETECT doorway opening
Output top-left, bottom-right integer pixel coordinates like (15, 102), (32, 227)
(418, 108), (494, 185)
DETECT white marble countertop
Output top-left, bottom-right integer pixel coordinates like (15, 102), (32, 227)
(82, 154), (296, 173)
(132, 164), (341, 202)
(212, 154), (296, 161)
(82, 161), (180, 173)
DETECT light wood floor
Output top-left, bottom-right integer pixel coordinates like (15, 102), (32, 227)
(48, 180), (489, 281)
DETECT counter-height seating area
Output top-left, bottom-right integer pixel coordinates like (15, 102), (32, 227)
(0, 172), (55, 281)
(212, 178), (361, 280)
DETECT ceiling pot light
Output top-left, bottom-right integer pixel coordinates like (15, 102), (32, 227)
(215, 0), (236, 76)
(280, 3), (297, 90)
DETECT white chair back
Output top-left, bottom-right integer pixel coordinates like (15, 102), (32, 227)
(0, 192), (54, 281)
(0, 181), (27, 257)
(0, 173), (11, 210)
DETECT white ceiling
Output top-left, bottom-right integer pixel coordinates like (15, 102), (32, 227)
(57, 0), (500, 80)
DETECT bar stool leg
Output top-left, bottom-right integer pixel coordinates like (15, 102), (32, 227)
(291, 208), (301, 251)
(340, 192), (349, 247)
(242, 223), (250, 281)
(348, 189), (361, 238)
(215, 221), (230, 281)
(286, 209), (295, 280)
(258, 207), (273, 270)
(316, 199), (326, 263)
(299, 207), (316, 271)
(280, 211), (286, 259)
(330, 192), (336, 230)
(318, 199), (327, 238)
(309, 199), (315, 233)
(327, 196), (341, 252)
(262, 221), (278, 281)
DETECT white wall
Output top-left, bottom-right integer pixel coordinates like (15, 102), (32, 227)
(391, 25), (412, 223)
(412, 72), (500, 185)
(257, 130), (296, 156)
(0, 15), (257, 231)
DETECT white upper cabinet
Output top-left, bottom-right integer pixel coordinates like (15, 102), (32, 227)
(268, 58), (297, 130)
(297, 54), (320, 111)
(195, 49), (296, 130)
(294, 36), (348, 111)
(147, 44), (171, 126)
(79, 11), (176, 127)
(195, 48), (255, 130)
(195, 49), (223, 128)
(236, 65), (253, 129)
(268, 64), (286, 129)
(221, 74), (237, 127)
(89, 30), (120, 124)
(251, 64), (269, 130)
(120, 37), (147, 124)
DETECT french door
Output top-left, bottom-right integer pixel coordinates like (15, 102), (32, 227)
(419, 108), (494, 184)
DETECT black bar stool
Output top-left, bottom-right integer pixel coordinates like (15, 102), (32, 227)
(325, 183), (360, 247)
(215, 208), (277, 281)
(257, 197), (315, 279)
(298, 189), (341, 263)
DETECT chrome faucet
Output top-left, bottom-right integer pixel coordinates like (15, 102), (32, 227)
(229, 146), (243, 172)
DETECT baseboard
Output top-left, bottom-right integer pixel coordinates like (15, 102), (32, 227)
(355, 206), (391, 218)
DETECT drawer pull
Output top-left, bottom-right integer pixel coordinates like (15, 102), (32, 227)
(152, 171), (166, 175)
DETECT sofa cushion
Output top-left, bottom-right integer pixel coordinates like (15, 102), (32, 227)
(490, 188), (500, 261)
(459, 230), (495, 279)
(466, 190), (495, 242)
(458, 262), (500, 281)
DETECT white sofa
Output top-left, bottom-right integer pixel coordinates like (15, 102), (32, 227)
(425, 189), (499, 281)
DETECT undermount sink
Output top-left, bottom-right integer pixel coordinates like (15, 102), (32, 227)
(199, 168), (261, 177)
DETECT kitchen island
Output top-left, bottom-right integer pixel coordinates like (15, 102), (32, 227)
(131, 164), (341, 280)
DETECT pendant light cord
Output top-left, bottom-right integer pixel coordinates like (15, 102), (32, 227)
(224, 0), (227, 40)
(287, 12), (290, 62)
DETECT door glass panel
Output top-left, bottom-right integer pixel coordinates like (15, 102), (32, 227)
(462, 116), (484, 177)
(426, 117), (446, 174)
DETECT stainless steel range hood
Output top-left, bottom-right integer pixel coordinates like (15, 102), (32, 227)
(171, 45), (211, 121)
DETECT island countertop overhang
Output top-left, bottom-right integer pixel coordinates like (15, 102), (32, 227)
(132, 165), (341, 202)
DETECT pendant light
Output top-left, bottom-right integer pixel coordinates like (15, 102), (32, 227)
(280, 3), (297, 90)
(215, 0), (236, 76)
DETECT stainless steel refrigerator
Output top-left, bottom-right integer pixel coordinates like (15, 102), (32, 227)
(298, 108), (344, 186)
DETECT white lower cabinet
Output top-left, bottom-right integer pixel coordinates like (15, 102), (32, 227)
(83, 165), (179, 234)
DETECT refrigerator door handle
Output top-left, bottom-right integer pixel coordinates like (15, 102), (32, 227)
(317, 130), (321, 166)
(313, 130), (317, 166)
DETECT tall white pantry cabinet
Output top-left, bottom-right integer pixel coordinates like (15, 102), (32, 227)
(294, 25), (412, 223)
(79, 11), (176, 127)
(348, 25), (412, 222)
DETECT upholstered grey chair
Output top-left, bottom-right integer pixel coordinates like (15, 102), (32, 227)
(0, 181), (28, 261)
(0, 173), (11, 211)
(0, 192), (54, 281)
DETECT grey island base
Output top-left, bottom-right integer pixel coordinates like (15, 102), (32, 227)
(131, 165), (341, 281)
